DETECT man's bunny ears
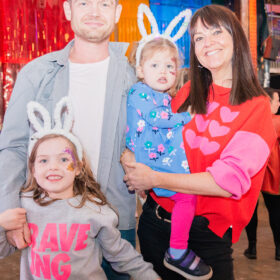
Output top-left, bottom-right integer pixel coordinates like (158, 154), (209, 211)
(27, 97), (83, 160)
(136, 4), (192, 67)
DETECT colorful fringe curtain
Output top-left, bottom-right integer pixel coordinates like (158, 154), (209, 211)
(0, 0), (151, 130)
(0, 0), (73, 130)
(0, 0), (212, 130)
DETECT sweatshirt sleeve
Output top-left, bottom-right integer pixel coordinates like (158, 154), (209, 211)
(97, 210), (159, 280)
(0, 227), (16, 258)
(207, 97), (276, 199)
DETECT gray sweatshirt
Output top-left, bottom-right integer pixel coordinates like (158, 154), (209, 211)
(0, 194), (159, 280)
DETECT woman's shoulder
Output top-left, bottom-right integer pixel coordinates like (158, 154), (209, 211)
(177, 80), (191, 94)
(252, 94), (270, 104)
(171, 81), (191, 112)
(242, 94), (271, 113)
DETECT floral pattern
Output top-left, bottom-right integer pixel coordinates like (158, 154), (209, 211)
(126, 82), (192, 197)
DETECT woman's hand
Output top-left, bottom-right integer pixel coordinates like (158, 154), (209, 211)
(123, 162), (156, 191)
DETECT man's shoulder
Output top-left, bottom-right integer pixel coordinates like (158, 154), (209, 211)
(17, 54), (58, 81)
(19, 42), (71, 76)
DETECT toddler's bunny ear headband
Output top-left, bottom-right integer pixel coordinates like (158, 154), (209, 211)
(27, 97), (83, 160)
(136, 4), (192, 67)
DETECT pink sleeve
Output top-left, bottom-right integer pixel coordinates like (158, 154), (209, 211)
(206, 131), (270, 199)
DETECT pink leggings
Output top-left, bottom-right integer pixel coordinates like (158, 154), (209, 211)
(169, 192), (197, 249)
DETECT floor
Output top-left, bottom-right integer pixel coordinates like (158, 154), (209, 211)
(0, 196), (279, 280)
(231, 196), (280, 280)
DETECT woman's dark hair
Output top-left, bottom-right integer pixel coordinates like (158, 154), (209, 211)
(178, 5), (265, 114)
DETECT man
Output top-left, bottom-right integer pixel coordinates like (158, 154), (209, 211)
(0, 1), (136, 279)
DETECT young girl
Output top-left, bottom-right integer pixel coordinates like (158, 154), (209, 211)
(0, 97), (160, 280)
(123, 4), (212, 280)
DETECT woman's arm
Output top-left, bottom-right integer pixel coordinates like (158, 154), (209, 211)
(123, 162), (231, 197)
(124, 96), (276, 200)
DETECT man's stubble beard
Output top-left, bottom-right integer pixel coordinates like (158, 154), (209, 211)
(74, 25), (115, 44)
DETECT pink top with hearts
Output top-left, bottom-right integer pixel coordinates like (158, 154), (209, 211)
(150, 81), (276, 243)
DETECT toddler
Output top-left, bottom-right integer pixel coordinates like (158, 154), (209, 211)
(124, 4), (212, 280)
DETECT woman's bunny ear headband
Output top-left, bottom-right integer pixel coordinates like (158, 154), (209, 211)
(136, 4), (192, 67)
(27, 97), (83, 161)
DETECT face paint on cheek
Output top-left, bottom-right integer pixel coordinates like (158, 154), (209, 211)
(67, 162), (75, 172)
(170, 58), (177, 76)
(63, 148), (77, 168)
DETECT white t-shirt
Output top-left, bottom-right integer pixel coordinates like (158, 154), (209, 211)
(69, 57), (110, 177)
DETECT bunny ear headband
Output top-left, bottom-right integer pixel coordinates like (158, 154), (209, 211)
(27, 97), (83, 160)
(136, 4), (192, 67)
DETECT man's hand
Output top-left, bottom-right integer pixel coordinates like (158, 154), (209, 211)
(6, 223), (31, 249)
(0, 208), (27, 230)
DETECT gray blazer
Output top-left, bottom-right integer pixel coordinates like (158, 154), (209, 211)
(0, 40), (137, 230)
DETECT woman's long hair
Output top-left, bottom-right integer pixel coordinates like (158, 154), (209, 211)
(178, 5), (265, 114)
(22, 134), (107, 208)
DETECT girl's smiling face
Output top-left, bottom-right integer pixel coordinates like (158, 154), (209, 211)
(33, 137), (80, 199)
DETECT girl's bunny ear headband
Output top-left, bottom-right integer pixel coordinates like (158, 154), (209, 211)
(136, 4), (192, 67)
(27, 96), (83, 161)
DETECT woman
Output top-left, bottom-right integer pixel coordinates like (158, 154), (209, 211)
(244, 88), (280, 261)
(122, 5), (276, 280)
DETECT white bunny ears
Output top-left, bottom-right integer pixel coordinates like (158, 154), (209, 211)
(27, 97), (83, 160)
(136, 4), (192, 67)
